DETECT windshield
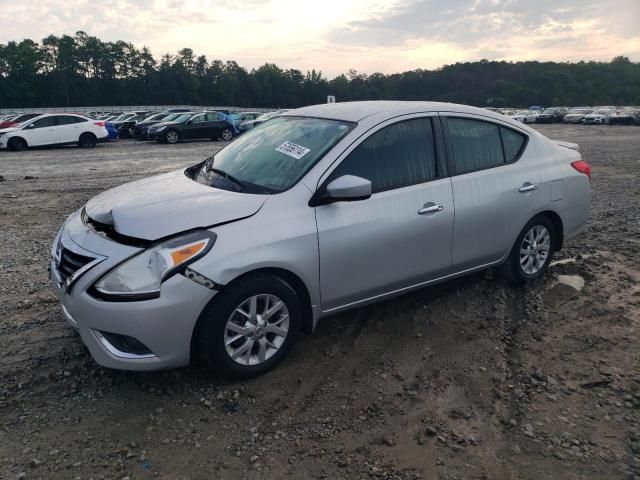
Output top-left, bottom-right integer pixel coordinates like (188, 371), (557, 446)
(542, 108), (555, 114)
(256, 111), (277, 121)
(191, 116), (353, 193)
(172, 113), (193, 123)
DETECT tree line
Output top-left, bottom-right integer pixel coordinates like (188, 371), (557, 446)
(0, 32), (639, 109)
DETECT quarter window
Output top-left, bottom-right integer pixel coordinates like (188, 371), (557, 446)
(447, 118), (526, 174)
(501, 127), (526, 162)
(329, 118), (437, 194)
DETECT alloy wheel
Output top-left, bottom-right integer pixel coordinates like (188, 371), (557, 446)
(519, 225), (551, 275)
(221, 129), (233, 141)
(166, 131), (179, 143)
(224, 294), (290, 366)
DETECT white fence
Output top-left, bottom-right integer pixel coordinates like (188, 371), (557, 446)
(0, 105), (278, 114)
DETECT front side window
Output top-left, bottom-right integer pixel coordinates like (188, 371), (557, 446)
(190, 114), (206, 123)
(447, 118), (527, 174)
(191, 116), (353, 193)
(329, 118), (437, 194)
(28, 117), (57, 129)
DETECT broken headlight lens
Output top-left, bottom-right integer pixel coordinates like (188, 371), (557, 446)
(92, 230), (216, 300)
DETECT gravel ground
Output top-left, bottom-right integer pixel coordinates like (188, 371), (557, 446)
(0, 126), (639, 480)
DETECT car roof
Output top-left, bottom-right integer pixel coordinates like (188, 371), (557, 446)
(286, 101), (510, 123)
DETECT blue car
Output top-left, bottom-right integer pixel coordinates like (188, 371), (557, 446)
(105, 122), (118, 140)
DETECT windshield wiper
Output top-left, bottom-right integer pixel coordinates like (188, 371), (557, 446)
(210, 167), (247, 192)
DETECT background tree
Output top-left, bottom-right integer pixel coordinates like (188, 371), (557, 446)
(0, 32), (638, 108)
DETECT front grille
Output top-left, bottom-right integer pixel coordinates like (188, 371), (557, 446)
(56, 248), (95, 285)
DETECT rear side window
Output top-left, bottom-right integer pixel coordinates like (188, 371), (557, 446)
(501, 127), (526, 162)
(329, 118), (437, 194)
(56, 116), (86, 125)
(447, 118), (526, 174)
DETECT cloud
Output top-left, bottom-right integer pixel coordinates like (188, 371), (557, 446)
(0, 0), (637, 76)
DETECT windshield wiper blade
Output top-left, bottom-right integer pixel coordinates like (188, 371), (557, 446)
(210, 167), (247, 192)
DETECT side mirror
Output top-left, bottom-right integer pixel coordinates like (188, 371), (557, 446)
(323, 175), (372, 203)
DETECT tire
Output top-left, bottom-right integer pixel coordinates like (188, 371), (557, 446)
(196, 274), (301, 378)
(8, 137), (27, 151)
(165, 130), (179, 144)
(220, 127), (233, 141)
(79, 133), (97, 148)
(500, 215), (556, 285)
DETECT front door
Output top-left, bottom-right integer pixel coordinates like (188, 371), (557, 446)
(315, 116), (454, 311)
(23, 116), (59, 146)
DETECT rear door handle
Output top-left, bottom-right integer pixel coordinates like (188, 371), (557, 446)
(418, 202), (444, 215)
(519, 183), (537, 193)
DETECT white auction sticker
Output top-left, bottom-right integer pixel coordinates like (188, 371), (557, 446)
(275, 141), (311, 160)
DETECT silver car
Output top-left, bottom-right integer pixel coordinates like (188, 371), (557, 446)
(51, 101), (591, 377)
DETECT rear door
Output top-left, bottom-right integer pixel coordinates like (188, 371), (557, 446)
(182, 113), (206, 139)
(21, 116), (59, 146)
(442, 115), (542, 271)
(315, 115), (454, 310)
(56, 115), (86, 143)
(205, 112), (227, 138)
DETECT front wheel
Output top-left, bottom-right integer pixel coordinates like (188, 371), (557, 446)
(501, 216), (555, 285)
(220, 127), (233, 141)
(164, 130), (180, 144)
(8, 137), (28, 151)
(196, 274), (301, 378)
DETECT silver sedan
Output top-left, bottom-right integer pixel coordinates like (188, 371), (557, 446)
(51, 101), (591, 377)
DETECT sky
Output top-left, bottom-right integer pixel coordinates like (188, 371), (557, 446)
(0, 0), (638, 76)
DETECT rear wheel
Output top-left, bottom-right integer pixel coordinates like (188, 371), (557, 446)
(501, 215), (555, 285)
(196, 274), (301, 378)
(8, 137), (27, 151)
(220, 127), (233, 141)
(79, 133), (97, 148)
(165, 130), (179, 144)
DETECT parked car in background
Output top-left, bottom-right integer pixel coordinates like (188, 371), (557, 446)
(50, 101), (591, 377)
(562, 107), (593, 124)
(535, 107), (569, 124)
(148, 111), (235, 143)
(238, 109), (290, 133)
(608, 108), (639, 125)
(0, 113), (43, 129)
(509, 110), (540, 124)
(134, 113), (187, 139)
(105, 123), (119, 141)
(115, 112), (158, 139)
(0, 114), (108, 151)
(229, 111), (262, 128)
(582, 108), (616, 125)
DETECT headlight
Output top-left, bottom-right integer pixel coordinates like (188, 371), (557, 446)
(92, 230), (216, 300)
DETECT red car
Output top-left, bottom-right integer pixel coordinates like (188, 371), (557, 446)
(0, 113), (43, 129)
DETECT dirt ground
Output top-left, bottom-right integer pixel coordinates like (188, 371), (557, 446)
(1, 125), (639, 480)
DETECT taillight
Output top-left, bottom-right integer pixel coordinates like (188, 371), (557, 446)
(571, 160), (591, 181)
(94, 121), (105, 127)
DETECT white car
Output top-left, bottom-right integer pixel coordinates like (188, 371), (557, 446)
(0, 113), (109, 151)
(509, 110), (539, 124)
(582, 108), (616, 125)
(563, 107), (593, 124)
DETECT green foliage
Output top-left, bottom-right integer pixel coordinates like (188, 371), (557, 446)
(0, 32), (638, 108)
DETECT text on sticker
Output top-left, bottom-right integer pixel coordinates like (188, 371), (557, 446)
(275, 142), (311, 160)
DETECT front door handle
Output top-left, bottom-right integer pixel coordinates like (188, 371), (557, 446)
(418, 202), (444, 215)
(519, 183), (537, 193)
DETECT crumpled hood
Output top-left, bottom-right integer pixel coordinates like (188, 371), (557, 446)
(85, 170), (268, 240)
